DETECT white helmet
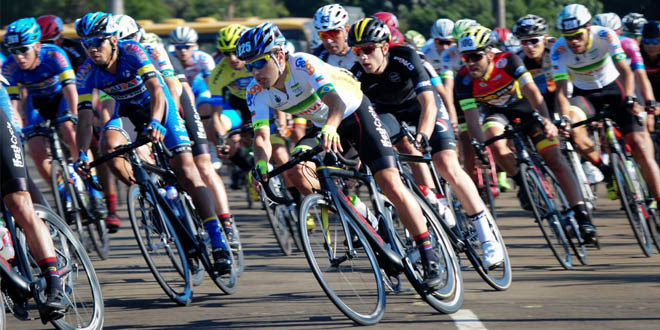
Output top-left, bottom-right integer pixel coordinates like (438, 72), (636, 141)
(114, 14), (140, 40)
(284, 40), (295, 54)
(593, 13), (622, 31)
(169, 26), (198, 44)
(313, 4), (349, 32)
(431, 18), (454, 40)
(557, 4), (592, 32)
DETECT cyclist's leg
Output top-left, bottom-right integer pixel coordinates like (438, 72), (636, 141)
(24, 98), (52, 181)
(568, 96), (600, 163)
(100, 113), (134, 185)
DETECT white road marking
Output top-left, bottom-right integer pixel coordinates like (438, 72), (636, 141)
(449, 309), (488, 330)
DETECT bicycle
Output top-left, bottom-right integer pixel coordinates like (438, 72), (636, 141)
(391, 123), (511, 291)
(262, 145), (462, 325)
(22, 114), (110, 260)
(0, 203), (103, 329)
(88, 136), (240, 305)
(573, 110), (656, 257)
(473, 112), (588, 269)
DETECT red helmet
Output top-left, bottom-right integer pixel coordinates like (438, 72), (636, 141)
(372, 12), (399, 30)
(36, 15), (63, 42)
(492, 27), (512, 44)
(389, 27), (405, 47)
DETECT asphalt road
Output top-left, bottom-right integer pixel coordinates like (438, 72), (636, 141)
(6, 168), (660, 329)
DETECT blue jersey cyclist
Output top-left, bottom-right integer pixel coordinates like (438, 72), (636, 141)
(2, 17), (107, 218)
(72, 12), (233, 273)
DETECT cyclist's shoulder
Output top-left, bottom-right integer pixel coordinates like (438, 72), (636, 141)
(41, 44), (72, 69)
(440, 45), (458, 62)
(75, 59), (98, 84)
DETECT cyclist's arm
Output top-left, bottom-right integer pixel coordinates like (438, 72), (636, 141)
(253, 125), (272, 172)
(321, 91), (346, 129)
(464, 107), (485, 142)
(614, 58), (635, 99)
(555, 79), (572, 118)
(633, 68), (656, 107)
(144, 77), (166, 123)
(417, 90), (438, 139)
(520, 75), (550, 118)
(61, 84), (78, 116)
(163, 76), (182, 111)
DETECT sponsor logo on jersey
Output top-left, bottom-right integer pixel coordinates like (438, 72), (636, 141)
(495, 57), (508, 69)
(295, 57), (316, 75)
(7, 121), (24, 167)
(367, 105), (393, 148)
(125, 43), (150, 63)
(50, 50), (69, 70)
(393, 56), (415, 71)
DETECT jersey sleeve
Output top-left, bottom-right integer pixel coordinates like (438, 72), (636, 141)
(208, 61), (227, 98)
(550, 40), (570, 82)
(504, 52), (534, 87)
(49, 46), (75, 86)
(422, 59), (443, 86)
(147, 44), (176, 78)
(440, 47), (457, 79)
(198, 51), (216, 78)
(245, 80), (271, 131)
(621, 38), (645, 70)
(1, 61), (20, 99)
(598, 28), (627, 63)
(403, 48), (433, 94)
(167, 53), (187, 82)
(292, 54), (339, 99)
(122, 41), (159, 83)
(75, 59), (96, 111)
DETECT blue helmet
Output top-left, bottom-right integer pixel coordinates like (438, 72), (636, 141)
(3, 18), (41, 47)
(236, 22), (286, 61)
(75, 12), (117, 38)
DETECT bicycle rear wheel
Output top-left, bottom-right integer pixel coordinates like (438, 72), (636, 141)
(632, 163), (660, 254)
(32, 204), (104, 330)
(127, 185), (192, 305)
(521, 163), (573, 269)
(611, 153), (653, 257)
(299, 194), (386, 325)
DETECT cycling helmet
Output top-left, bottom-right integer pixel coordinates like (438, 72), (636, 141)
(593, 13), (622, 32)
(491, 27), (512, 45)
(284, 40), (296, 54)
(642, 21), (660, 39)
(4, 17), (41, 47)
(114, 14), (140, 40)
(405, 30), (427, 49)
(75, 12), (116, 38)
(452, 19), (479, 40)
(512, 14), (548, 37)
(430, 18), (454, 40)
(503, 33), (522, 53)
(217, 24), (247, 52)
(372, 12), (399, 30)
(556, 4), (592, 32)
(622, 13), (647, 36)
(313, 4), (349, 32)
(36, 15), (63, 42)
(236, 22), (286, 61)
(170, 26), (198, 45)
(458, 26), (493, 53)
(347, 18), (391, 46)
(141, 32), (162, 45)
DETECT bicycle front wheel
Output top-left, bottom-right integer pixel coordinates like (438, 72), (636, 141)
(32, 204), (104, 330)
(261, 189), (294, 255)
(611, 153), (653, 257)
(50, 160), (88, 251)
(127, 184), (192, 305)
(521, 163), (573, 269)
(299, 194), (386, 325)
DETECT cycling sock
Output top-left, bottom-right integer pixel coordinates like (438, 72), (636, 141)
(219, 213), (233, 233)
(287, 187), (302, 204)
(413, 232), (439, 264)
(105, 193), (117, 214)
(39, 257), (62, 294)
(468, 211), (495, 243)
(203, 216), (228, 251)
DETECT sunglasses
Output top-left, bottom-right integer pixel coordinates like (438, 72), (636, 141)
(352, 44), (382, 56)
(318, 29), (343, 40)
(175, 44), (193, 50)
(642, 38), (660, 45)
(562, 29), (586, 41)
(521, 37), (543, 46)
(461, 51), (486, 63)
(8, 45), (32, 55)
(245, 54), (272, 72)
(82, 36), (109, 49)
(434, 39), (453, 46)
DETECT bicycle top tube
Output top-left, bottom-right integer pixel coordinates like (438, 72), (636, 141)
(21, 113), (78, 137)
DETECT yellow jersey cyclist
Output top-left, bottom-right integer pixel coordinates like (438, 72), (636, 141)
(72, 12), (233, 273)
(238, 22), (444, 288)
(456, 25), (598, 241)
(552, 4), (660, 204)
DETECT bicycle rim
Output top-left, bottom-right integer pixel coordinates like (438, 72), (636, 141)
(261, 189), (293, 255)
(480, 170), (498, 221)
(299, 194), (385, 325)
(521, 164), (572, 269)
(87, 217), (110, 260)
(50, 161), (88, 250)
(612, 154), (653, 256)
(127, 185), (192, 305)
(647, 207), (660, 253)
(33, 204), (104, 330)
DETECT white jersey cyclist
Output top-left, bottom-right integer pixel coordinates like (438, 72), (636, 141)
(421, 41), (443, 72)
(247, 52), (363, 128)
(170, 48), (215, 83)
(317, 49), (359, 71)
(551, 25), (627, 90)
(439, 44), (463, 80)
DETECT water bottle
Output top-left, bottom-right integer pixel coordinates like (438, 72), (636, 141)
(165, 186), (183, 219)
(0, 216), (15, 261)
(68, 163), (86, 194)
(419, 185), (456, 228)
(349, 194), (379, 230)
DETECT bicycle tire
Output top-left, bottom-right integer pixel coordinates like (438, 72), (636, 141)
(299, 194), (386, 325)
(127, 184), (192, 305)
(520, 163), (573, 269)
(86, 218), (110, 261)
(479, 169), (498, 221)
(261, 189), (294, 255)
(611, 154), (653, 257)
(32, 204), (104, 330)
(0, 292), (5, 330)
(647, 207), (660, 253)
(630, 163), (660, 254)
(284, 204), (304, 252)
(542, 165), (588, 266)
(50, 161), (88, 251)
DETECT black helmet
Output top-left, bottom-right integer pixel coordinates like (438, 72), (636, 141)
(642, 21), (660, 39)
(513, 14), (548, 37)
(347, 18), (391, 46)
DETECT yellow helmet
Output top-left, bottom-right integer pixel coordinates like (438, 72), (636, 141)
(217, 24), (247, 52)
(458, 26), (493, 53)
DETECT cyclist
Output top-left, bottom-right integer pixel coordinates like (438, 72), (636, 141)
(36, 15), (87, 72)
(239, 22), (444, 287)
(0, 77), (67, 321)
(312, 4), (358, 70)
(622, 13), (647, 44)
(404, 30), (427, 50)
(347, 18), (504, 268)
(456, 25), (597, 241)
(642, 21), (660, 97)
(593, 13), (657, 132)
(72, 12), (232, 273)
(552, 4), (660, 205)
(422, 18), (454, 72)
(2, 17), (107, 218)
(372, 12), (405, 47)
